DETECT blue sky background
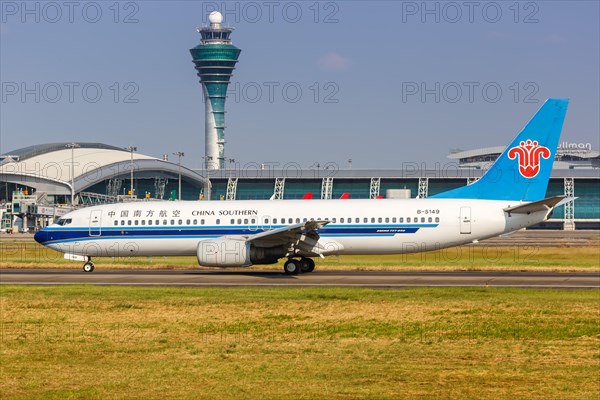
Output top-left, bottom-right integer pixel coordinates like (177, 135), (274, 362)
(1, 0), (598, 168)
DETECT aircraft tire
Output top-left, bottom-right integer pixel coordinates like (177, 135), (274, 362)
(300, 258), (315, 273)
(83, 262), (95, 273)
(284, 259), (300, 275)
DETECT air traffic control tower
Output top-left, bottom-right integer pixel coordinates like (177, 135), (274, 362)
(190, 11), (241, 169)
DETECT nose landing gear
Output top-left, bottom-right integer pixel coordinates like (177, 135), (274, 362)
(82, 260), (95, 273)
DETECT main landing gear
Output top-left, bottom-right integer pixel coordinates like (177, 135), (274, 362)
(82, 259), (95, 273)
(283, 258), (315, 275)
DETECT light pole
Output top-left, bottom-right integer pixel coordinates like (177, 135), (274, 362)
(173, 152), (185, 200)
(126, 146), (137, 197)
(65, 143), (79, 206)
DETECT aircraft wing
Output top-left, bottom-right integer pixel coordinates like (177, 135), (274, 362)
(245, 220), (329, 247)
(503, 195), (575, 214)
(229, 220), (341, 258)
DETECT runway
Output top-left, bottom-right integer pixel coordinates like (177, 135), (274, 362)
(1, 269), (599, 289)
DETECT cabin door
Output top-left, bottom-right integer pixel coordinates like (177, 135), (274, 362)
(89, 210), (102, 237)
(460, 207), (471, 234)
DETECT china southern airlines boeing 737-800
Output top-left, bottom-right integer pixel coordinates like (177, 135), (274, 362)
(35, 99), (571, 274)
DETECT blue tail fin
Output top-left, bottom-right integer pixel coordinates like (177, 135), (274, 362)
(433, 98), (569, 201)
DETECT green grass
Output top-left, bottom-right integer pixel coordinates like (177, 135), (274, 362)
(1, 286), (599, 399)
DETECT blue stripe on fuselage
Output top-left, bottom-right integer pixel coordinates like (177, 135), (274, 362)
(37, 224), (437, 245)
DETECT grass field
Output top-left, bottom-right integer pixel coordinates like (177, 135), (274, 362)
(1, 286), (599, 399)
(1, 236), (599, 271)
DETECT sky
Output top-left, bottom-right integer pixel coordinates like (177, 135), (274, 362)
(1, 0), (599, 169)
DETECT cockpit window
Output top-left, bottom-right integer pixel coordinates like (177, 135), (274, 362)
(55, 218), (72, 226)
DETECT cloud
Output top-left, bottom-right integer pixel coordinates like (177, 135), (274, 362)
(318, 52), (350, 71)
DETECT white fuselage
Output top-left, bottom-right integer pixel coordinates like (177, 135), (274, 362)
(37, 198), (548, 261)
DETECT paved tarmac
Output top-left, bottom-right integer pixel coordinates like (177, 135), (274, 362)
(1, 269), (598, 289)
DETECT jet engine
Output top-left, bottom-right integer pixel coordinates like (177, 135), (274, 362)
(196, 238), (285, 267)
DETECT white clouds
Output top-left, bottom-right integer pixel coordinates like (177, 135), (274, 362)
(317, 52), (350, 71)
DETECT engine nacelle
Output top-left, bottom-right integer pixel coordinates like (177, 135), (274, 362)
(197, 238), (285, 267)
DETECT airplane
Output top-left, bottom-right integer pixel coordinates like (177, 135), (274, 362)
(34, 99), (571, 274)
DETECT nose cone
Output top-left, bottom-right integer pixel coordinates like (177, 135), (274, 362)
(34, 229), (48, 244)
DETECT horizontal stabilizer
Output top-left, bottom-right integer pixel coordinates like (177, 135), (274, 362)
(503, 196), (575, 214)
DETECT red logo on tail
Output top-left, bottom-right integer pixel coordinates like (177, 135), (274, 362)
(508, 139), (551, 178)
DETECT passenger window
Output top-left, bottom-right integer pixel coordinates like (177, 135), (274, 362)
(163, 219), (167, 225)
(170, 220), (174, 225)
(273, 218), (278, 224)
(371, 218), (375, 223)
(186, 219), (191, 225)
(364, 217), (368, 223)
(421, 217), (425, 223)
(288, 218), (293, 224)
(295, 218), (300, 223)
(121, 220), (125, 226)
(435, 217), (440, 223)
(230, 219), (235, 224)
(392, 217), (396, 223)
(127, 220), (132, 226)
(114, 221), (118, 226)
(216, 219), (220, 224)
(303, 218), (307, 222)
(237, 219), (242, 224)
(244, 219), (249, 224)
(385, 217), (389, 223)
(201, 219), (205, 225)
(428, 217), (432, 223)
(263, 218), (269, 224)
(178, 220), (183, 225)
(407, 217), (411, 223)
(332, 218), (336, 223)
(356, 218), (360, 223)
(399, 217), (404, 223)
(340, 218), (344, 223)
(148, 220), (152, 226)
(134, 220), (139, 226)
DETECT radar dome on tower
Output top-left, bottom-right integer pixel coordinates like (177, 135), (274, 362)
(208, 11), (223, 25)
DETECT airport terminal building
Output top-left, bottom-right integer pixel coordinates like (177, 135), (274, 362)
(1, 142), (598, 231)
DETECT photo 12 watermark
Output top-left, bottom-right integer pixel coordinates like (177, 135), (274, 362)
(200, 1), (340, 24)
(225, 81), (340, 104)
(400, 81), (540, 104)
(1, 321), (145, 343)
(1, 81), (140, 104)
(1, 1), (140, 24)
(400, 1), (540, 24)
